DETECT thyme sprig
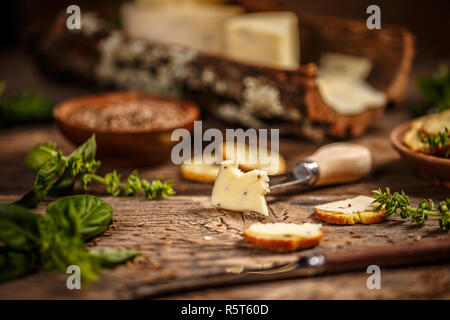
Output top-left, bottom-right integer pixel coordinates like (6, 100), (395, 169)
(372, 188), (450, 231)
(420, 127), (450, 158)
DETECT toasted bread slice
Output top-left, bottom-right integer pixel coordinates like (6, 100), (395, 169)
(220, 141), (286, 175)
(315, 195), (386, 225)
(243, 222), (323, 252)
(181, 155), (221, 183)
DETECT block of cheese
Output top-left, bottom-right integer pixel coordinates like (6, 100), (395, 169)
(317, 53), (387, 115)
(224, 12), (300, 70)
(315, 195), (386, 225)
(211, 161), (270, 215)
(220, 141), (286, 175)
(122, 1), (244, 54)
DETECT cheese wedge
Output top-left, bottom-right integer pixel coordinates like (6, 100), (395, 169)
(122, 1), (243, 54)
(243, 222), (323, 252)
(211, 161), (270, 216)
(315, 195), (386, 225)
(224, 12), (300, 69)
(220, 141), (286, 175)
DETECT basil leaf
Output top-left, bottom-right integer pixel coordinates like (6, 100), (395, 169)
(0, 203), (41, 250)
(15, 152), (65, 208)
(45, 195), (112, 240)
(0, 248), (39, 282)
(89, 248), (140, 267)
(39, 214), (100, 283)
(68, 134), (96, 162)
(24, 142), (56, 172)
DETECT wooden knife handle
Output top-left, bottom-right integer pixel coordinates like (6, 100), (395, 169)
(305, 142), (372, 186)
(324, 238), (450, 273)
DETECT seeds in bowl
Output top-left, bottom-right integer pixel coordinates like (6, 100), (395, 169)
(68, 99), (188, 131)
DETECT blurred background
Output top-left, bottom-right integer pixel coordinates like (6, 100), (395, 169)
(1, 0), (449, 59)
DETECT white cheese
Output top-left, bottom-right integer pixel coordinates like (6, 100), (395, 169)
(317, 53), (387, 116)
(211, 161), (270, 216)
(224, 12), (300, 70)
(248, 222), (322, 238)
(122, 2), (243, 54)
(315, 195), (377, 214)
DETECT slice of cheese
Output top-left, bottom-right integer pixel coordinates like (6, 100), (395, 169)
(122, 2), (243, 54)
(317, 53), (387, 116)
(315, 195), (377, 214)
(211, 161), (270, 216)
(220, 141), (286, 175)
(224, 12), (300, 70)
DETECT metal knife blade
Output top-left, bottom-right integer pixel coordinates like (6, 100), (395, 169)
(269, 161), (319, 189)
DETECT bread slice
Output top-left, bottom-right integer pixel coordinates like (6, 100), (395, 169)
(421, 109), (450, 136)
(315, 195), (386, 225)
(181, 155), (220, 183)
(220, 141), (286, 175)
(243, 222), (323, 252)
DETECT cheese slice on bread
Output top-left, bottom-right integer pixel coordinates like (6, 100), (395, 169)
(211, 161), (270, 215)
(315, 195), (385, 225)
(220, 141), (286, 175)
(243, 222), (323, 252)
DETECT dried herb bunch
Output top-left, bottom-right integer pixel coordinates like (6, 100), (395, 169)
(372, 188), (450, 231)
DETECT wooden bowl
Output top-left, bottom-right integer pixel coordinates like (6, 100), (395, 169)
(54, 92), (200, 168)
(390, 121), (450, 187)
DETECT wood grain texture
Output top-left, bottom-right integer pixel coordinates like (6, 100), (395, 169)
(0, 51), (449, 300)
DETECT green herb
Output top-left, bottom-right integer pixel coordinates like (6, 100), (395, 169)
(0, 82), (53, 127)
(17, 135), (175, 208)
(420, 128), (450, 158)
(89, 248), (140, 267)
(45, 195), (113, 241)
(24, 141), (56, 172)
(410, 65), (450, 117)
(0, 195), (139, 283)
(372, 188), (450, 231)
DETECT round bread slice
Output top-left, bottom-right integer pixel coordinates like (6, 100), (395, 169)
(243, 222), (323, 252)
(181, 155), (221, 183)
(220, 141), (286, 175)
(315, 195), (386, 225)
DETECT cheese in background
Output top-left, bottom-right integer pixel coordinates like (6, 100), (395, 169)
(224, 12), (300, 70)
(315, 195), (377, 214)
(211, 161), (270, 216)
(317, 53), (387, 115)
(121, 1), (243, 54)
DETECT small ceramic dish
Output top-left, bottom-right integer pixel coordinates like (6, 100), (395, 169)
(390, 121), (450, 187)
(54, 91), (200, 167)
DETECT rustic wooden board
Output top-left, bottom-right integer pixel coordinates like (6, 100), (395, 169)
(0, 51), (449, 299)
(0, 117), (449, 299)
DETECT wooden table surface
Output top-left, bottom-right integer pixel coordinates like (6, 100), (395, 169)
(0, 50), (449, 299)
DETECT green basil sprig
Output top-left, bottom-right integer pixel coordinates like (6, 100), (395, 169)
(17, 135), (174, 208)
(0, 195), (140, 283)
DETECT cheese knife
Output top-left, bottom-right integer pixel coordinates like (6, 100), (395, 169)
(270, 142), (372, 189)
(130, 237), (450, 299)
